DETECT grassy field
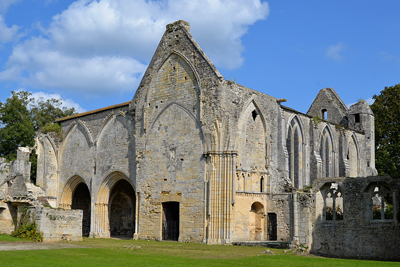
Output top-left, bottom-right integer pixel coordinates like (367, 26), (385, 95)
(0, 237), (399, 266)
(0, 233), (33, 242)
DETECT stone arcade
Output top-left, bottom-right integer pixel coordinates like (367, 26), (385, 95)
(1, 21), (399, 260)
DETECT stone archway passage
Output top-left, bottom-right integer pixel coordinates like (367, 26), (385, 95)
(162, 202), (179, 241)
(71, 183), (91, 237)
(108, 179), (136, 237)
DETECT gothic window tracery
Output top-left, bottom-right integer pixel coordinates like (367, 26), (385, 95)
(320, 127), (334, 178)
(286, 117), (303, 188)
(371, 185), (393, 220)
(323, 183), (343, 221)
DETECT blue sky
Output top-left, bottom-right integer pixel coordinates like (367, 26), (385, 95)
(0, 0), (399, 114)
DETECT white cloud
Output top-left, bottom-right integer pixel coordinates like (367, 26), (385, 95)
(0, 15), (20, 42)
(0, 0), (20, 14)
(28, 91), (86, 113)
(326, 42), (345, 62)
(0, 0), (269, 96)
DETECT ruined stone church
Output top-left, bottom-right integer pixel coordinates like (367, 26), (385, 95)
(1, 20), (399, 260)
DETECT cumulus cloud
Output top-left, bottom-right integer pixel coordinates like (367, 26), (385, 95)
(0, 0), (269, 96)
(326, 42), (345, 62)
(28, 91), (86, 113)
(0, 15), (20, 42)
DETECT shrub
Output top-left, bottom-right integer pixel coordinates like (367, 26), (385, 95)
(39, 122), (62, 140)
(11, 206), (43, 242)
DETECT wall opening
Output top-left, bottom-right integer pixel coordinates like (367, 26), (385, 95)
(250, 202), (264, 241)
(322, 109), (327, 120)
(355, 114), (360, 123)
(260, 177), (264, 192)
(286, 117), (303, 188)
(71, 183), (91, 237)
(162, 202), (179, 241)
(371, 185), (393, 220)
(251, 110), (258, 121)
(324, 183), (343, 221)
(109, 179), (136, 237)
(320, 127), (333, 178)
(267, 213), (277, 241)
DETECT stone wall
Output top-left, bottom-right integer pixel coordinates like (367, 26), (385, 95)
(311, 176), (400, 261)
(32, 20), (380, 249)
(36, 207), (83, 242)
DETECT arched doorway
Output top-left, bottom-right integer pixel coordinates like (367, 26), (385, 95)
(250, 202), (264, 241)
(71, 183), (91, 237)
(108, 179), (136, 237)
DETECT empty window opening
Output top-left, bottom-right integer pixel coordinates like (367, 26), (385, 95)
(322, 109), (327, 120)
(372, 186), (393, 220)
(355, 114), (360, 123)
(320, 127), (333, 178)
(286, 117), (303, 188)
(260, 177), (264, 192)
(252, 110), (258, 121)
(323, 183), (343, 221)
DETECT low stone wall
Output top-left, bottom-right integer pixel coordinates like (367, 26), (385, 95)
(36, 207), (83, 242)
(311, 176), (400, 261)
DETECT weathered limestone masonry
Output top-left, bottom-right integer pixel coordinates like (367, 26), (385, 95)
(311, 176), (400, 261)
(0, 148), (82, 242)
(2, 20), (394, 259)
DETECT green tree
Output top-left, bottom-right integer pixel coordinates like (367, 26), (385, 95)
(0, 91), (76, 182)
(370, 84), (400, 177)
(0, 91), (35, 161)
(30, 97), (75, 131)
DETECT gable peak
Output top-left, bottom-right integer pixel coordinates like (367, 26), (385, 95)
(166, 20), (190, 33)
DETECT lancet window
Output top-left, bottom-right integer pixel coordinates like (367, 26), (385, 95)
(286, 117), (303, 188)
(320, 127), (334, 178)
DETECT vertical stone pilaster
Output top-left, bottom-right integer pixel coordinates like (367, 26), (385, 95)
(206, 151), (237, 244)
(91, 203), (109, 238)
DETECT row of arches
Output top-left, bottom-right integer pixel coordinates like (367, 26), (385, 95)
(60, 172), (136, 237)
(318, 181), (397, 222)
(286, 115), (360, 188)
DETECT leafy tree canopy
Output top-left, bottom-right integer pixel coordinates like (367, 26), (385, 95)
(0, 91), (76, 182)
(370, 84), (400, 177)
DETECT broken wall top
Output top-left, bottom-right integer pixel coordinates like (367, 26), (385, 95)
(347, 100), (373, 115)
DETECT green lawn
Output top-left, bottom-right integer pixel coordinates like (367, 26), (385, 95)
(0, 237), (398, 267)
(0, 233), (32, 242)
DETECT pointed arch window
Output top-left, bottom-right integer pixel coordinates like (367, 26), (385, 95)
(320, 127), (334, 178)
(286, 117), (303, 189)
(348, 134), (359, 177)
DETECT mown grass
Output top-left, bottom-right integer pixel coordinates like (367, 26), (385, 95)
(0, 233), (32, 242)
(0, 237), (399, 266)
